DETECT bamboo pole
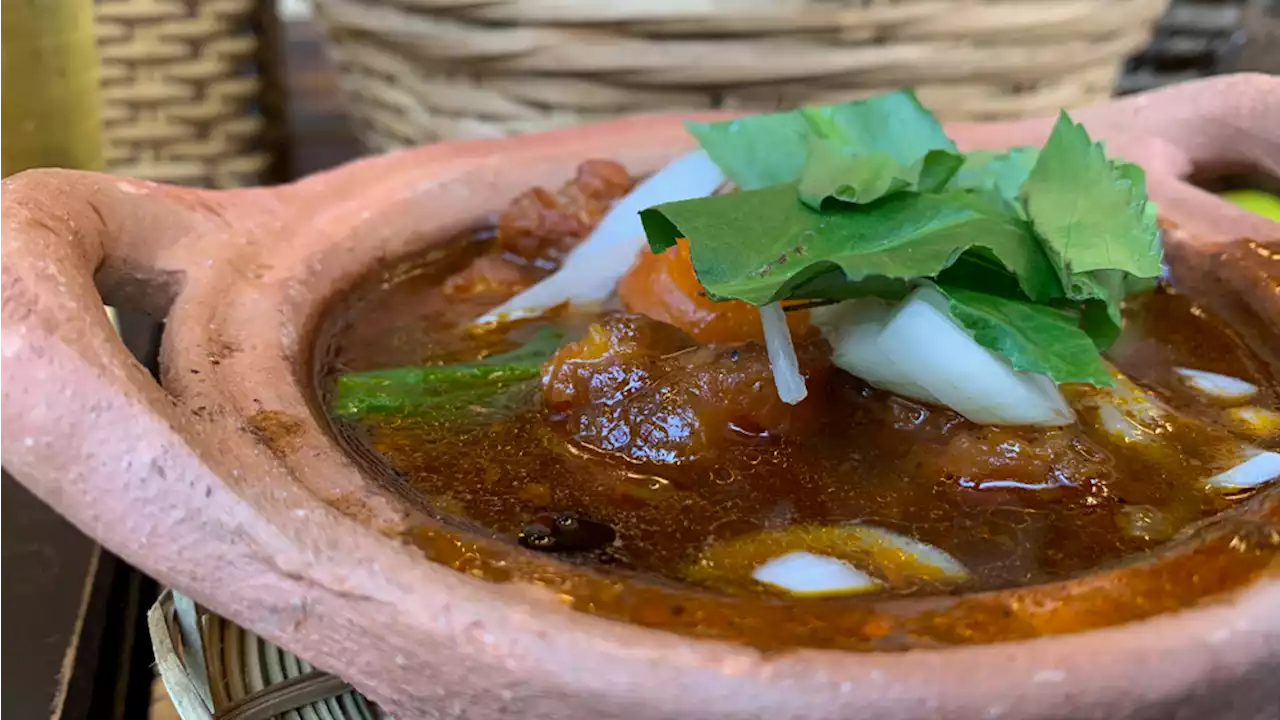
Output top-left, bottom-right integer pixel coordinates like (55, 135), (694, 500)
(2, 0), (104, 177)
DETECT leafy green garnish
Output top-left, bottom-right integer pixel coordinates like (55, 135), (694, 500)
(331, 327), (566, 419)
(685, 112), (811, 191)
(1021, 113), (1163, 346)
(639, 92), (1164, 387)
(948, 147), (1039, 208)
(1023, 114), (1161, 279)
(642, 185), (1061, 306)
(686, 89), (957, 196)
(936, 285), (1112, 385)
(799, 144), (963, 209)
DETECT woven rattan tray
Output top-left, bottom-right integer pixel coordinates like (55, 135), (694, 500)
(149, 590), (380, 720)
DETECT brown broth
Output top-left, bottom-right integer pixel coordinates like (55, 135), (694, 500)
(313, 234), (1280, 650)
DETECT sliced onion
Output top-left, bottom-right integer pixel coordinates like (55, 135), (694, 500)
(1174, 367), (1258, 403)
(472, 149), (726, 326)
(873, 286), (1073, 426)
(759, 302), (807, 405)
(752, 551), (883, 596)
(1076, 370), (1279, 490)
(686, 523), (970, 594)
(1206, 449), (1280, 490)
(812, 299), (941, 404)
(1075, 368), (1171, 445)
(847, 523), (972, 584)
(1226, 406), (1280, 438)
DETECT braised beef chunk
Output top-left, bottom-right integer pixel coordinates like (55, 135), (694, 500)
(542, 314), (830, 464)
(442, 160), (633, 302)
(497, 159), (633, 264)
(442, 251), (536, 298)
(927, 426), (1116, 495)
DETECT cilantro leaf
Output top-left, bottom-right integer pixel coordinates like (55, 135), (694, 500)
(936, 284), (1113, 386)
(641, 184), (1062, 306)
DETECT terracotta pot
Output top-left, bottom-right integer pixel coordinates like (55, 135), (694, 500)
(3, 73), (1279, 720)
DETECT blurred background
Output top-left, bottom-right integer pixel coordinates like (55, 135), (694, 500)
(2, 1), (1277, 718)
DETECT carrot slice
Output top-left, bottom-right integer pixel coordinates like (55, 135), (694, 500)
(618, 238), (808, 343)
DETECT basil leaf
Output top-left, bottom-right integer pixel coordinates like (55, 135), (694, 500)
(642, 184), (1062, 306)
(937, 284), (1113, 386)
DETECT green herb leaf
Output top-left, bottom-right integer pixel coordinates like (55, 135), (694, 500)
(948, 147), (1039, 207)
(331, 327), (566, 419)
(1022, 113), (1162, 281)
(936, 284), (1113, 386)
(798, 143), (963, 209)
(686, 89), (955, 192)
(797, 92), (956, 164)
(646, 95), (1163, 389)
(1020, 114), (1162, 350)
(685, 113), (811, 191)
(642, 184), (1062, 306)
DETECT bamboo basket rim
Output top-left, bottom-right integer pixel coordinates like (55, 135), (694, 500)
(149, 589), (379, 720)
(309, 0), (1171, 151)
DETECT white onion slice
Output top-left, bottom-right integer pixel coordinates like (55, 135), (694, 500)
(1077, 369), (1278, 489)
(1174, 367), (1258, 403)
(846, 523), (972, 583)
(690, 523), (970, 594)
(1206, 449), (1280, 490)
(472, 150), (726, 326)
(752, 551), (883, 596)
(759, 302), (807, 405)
(1075, 368), (1171, 445)
(874, 286), (1073, 426)
(811, 299), (941, 404)
(1226, 406), (1280, 438)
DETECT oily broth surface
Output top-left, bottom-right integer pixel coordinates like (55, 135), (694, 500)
(316, 234), (1279, 602)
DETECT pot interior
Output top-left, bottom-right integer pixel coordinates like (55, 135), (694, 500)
(306, 183), (1280, 653)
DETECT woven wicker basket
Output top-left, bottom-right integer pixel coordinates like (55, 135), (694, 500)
(313, 0), (1169, 152)
(95, 0), (276, 187)
(149, 590), (380, 720)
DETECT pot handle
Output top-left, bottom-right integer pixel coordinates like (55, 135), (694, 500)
(0, 169), (307, 621)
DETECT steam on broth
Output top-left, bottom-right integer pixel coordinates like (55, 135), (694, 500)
(315, 92), (1279, 647)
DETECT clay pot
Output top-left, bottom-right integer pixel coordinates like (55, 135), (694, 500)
(3, 73), (1279, 720)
